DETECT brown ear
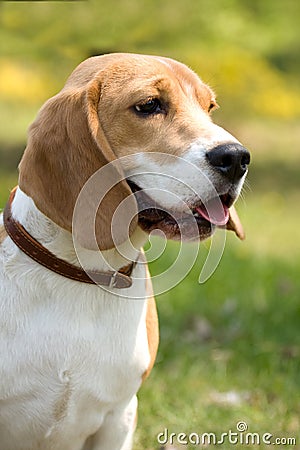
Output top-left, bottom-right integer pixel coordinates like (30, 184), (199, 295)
(226, 205), (245, 240)
(19, 75), (137, 250)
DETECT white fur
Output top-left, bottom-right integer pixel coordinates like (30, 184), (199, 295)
(0, 188), (150, 450)
(0, 132), (247, 450)
(0, 53), (249, 450)
(125, 128), (245, 210)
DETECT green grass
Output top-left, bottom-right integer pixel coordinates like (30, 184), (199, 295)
(1, 122), (300, 449)
(0, 171), (18, 206)
(132, 123), (300, 448)
(1, 1), (300, 447)
(136, 244), (300, 449)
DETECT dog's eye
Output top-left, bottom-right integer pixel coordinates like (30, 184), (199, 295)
(134, 98), (163, 116)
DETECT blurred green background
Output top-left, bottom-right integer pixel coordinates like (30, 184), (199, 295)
(1, 1), (300, 448)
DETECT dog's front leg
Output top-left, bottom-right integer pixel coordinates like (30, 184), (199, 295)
(82, 395), (137, 450)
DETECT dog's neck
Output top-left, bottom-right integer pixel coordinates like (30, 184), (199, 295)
(11, 187), (148, 273)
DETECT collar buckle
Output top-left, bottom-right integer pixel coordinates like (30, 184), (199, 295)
(109, 271), (118, 288)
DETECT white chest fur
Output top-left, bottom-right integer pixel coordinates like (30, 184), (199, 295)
(0, 189), (150, 449)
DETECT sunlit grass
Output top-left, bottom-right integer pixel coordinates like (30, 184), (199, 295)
(0, 171), (18, 207)
(1, 0), (300, 447)
(136, 222), (300, 449)
(0, 121), (299, 449)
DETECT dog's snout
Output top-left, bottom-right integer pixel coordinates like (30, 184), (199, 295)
(206, 143), (250, 182)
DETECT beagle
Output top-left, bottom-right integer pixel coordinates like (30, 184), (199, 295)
(0, 53), (250, 450)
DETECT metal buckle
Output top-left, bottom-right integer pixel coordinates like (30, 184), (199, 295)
(108, 271), (118, 288)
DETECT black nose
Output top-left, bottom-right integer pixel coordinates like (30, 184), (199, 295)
(206, 143), (250, 182)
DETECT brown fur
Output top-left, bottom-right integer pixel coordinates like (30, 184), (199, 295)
(142, 297), (159, 382)
(18, 54), (219, 251)
(143, 266), (159, 382)
(18, 89), (136, 251)
(227, 205), (245, 240)
(16, 53), (242, 387)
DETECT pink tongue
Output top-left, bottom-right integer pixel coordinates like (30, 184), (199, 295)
(195, 198), (229, 226)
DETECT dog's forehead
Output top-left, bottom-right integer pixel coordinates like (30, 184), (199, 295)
(156, 56), (215, 104)
(65, 53), (214, 102)
(104, 54), (212, 95)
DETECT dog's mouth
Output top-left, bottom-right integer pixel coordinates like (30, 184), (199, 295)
(127, 180), (234, 241)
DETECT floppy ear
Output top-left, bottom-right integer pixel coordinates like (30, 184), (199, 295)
(227, 205), (245, 240)
(18, 75), (137, 250)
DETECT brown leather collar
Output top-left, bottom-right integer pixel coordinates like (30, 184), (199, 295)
(3, 187), (137, 289)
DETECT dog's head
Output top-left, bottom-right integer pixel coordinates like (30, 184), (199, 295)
(19, 53), (250, 250)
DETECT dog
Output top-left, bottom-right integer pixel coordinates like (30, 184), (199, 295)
(0, 53), (250, 450)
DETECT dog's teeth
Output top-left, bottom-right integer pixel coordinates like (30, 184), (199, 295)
(193, 211), (200, 217)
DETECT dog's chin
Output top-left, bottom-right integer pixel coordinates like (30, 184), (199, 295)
(127, 180), (219, 241)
